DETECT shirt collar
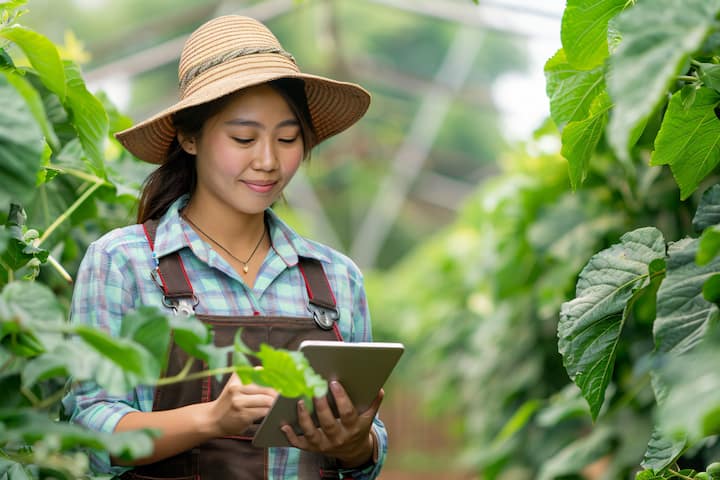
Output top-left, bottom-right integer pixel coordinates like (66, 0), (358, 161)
(151, 195), (332, 266)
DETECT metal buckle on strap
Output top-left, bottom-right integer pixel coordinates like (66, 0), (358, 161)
(162, 295), (199, 316)
(308, 302), (339, 330)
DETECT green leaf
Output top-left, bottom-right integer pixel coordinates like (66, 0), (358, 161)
(538, 426), (614, 480)
(3, 70), (59, 150)
(544, 48), (606, 129)
(641, 427), (686, 472)
(0, 280), (63, 330)
(654, 237), (720, 354)
(607, 0), (720, 162)
(650, 87), (720, 200)
(561, 91), (612, 189)
(561, 0), (627, 70)
(119, 307), (171, 366)
(698, 62), (720, 92)
(558, 227), (666, 419)
(693, 183), (720, 232)
(0, 24), (65, 101)
(703, 273), (720, 305)
(251, 344), (328, 400)
(0, 408), (155, 459)
(698, 226), (720, 266)
(0, 1), (28, 14)
(0, 72), (44, 206)
(656, 334), (720, 440)
(62, 61), (108, 178)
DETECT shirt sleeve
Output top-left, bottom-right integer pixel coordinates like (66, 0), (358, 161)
(61, 240), (143, 475)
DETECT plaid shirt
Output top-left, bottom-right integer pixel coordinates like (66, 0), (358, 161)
(62, 195), (386, 479)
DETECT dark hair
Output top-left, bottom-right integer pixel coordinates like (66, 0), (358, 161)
(136, 78), (316, 223)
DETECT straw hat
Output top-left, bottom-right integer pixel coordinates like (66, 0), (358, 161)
(115, 15), (371, 164)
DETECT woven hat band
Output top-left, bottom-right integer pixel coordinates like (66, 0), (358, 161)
(181, 53), (300, 99)
(179, 47), (296, 94)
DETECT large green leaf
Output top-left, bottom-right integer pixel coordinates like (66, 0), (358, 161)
(0, 281), (63, 332)
(692, 183), (720, 232)
(641, 427), (686, 472)
(561, 0), (626, 70)
(0, 408), (155, 460)
(544, 48), (606, 129)
(561, 91), (612, 189)
(0, 24), (65, 101)
(558, 227), (666, 419)
(650, 88), (720, 200)
(3, 70), (58, 150)
(653, 237), (720, 354)
(62, 61), (107, 178)
(656, 332), (720, 440)
(0, 73), (44, 206)
(607, 0), (720, 162)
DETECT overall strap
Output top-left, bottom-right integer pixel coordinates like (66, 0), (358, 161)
(297, 257), (340, 331)
(143, 219), (197, 315)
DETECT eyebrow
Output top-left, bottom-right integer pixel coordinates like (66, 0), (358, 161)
(224, 118), (299, 129)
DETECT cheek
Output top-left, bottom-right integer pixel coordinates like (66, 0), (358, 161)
(282, 149), (304, 176)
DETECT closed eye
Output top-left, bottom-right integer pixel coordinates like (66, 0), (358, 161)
(278, 136), (299, 144)
(232, 137), (254, 145)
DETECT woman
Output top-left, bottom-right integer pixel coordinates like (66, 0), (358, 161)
(63, 15), (385, 480)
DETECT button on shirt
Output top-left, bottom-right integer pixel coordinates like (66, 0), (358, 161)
(62, 195), (387, 479)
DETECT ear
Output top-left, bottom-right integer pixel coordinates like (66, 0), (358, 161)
(177, 132), (197, 155)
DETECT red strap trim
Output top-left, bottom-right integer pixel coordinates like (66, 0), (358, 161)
(332, 323), (343, 341)
(142, 223), (155, 250)
(298, 262), (315, 300)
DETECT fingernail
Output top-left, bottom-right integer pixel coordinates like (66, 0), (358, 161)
(330, 381), (340, 392)
(298, 399), (305, 410)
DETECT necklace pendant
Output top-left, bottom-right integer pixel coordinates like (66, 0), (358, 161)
(242, 264), (249, 274)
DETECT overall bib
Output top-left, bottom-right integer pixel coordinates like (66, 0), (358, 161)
(123, 219), (344, 479)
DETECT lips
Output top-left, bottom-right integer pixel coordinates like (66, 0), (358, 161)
(242, 180), (278, 193)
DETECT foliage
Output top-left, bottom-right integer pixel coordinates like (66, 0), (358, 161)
(370, 0), (720, 478)
(0, 4), (325, 479)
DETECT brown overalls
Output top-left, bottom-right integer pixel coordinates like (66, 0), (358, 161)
(123, 219), (345, 479)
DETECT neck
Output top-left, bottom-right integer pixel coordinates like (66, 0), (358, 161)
(182, 197), (266, 250)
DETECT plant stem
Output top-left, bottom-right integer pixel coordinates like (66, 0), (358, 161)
(46, 254), (73, 283)
(20, 386), (40, 407)
(155, 365), (252, 386)
(677, 75), (697, 83)
(37, 181), (103, 247)
(667, 469), (694, 480)
(36, 387), (69, 410)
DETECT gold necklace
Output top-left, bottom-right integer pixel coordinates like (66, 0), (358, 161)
(182, 213), (266, 274)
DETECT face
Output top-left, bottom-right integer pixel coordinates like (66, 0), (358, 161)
(180, 84), (304, 217)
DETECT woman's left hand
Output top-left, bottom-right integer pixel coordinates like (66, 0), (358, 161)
(281, 381), (383, 468)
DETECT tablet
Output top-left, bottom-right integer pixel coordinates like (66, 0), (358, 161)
(252, 340), (404, 447)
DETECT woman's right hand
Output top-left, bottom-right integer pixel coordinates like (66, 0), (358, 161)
(207, 373), (278, 436)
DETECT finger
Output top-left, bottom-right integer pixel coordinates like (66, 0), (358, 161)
(328, 381), (358, 425)
(281, 423), (307, 449)
(360, 388), (385, 419)
(295, 400), (324, 446)
(314, 394), (341, 435)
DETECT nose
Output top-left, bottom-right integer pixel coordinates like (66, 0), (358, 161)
(252, 138), (279, 171)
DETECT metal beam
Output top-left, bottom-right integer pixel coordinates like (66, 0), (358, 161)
(350, 25), (484, 268)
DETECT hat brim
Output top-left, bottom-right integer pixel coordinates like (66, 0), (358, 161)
(115, 70), (370, 164)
